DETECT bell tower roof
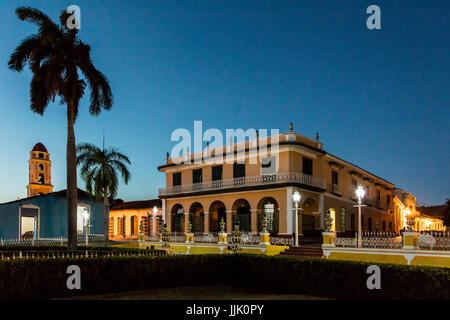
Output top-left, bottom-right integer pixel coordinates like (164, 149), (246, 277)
(32, 143), (48, 153)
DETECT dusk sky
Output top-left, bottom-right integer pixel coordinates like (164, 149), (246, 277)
(0, 0), (448, 205)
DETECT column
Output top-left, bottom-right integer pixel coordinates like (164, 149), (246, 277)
(319, 193), (325, 230)
(204, 212), (210, 234)
(184, 212), (190, 233)
(298, 208), (303, 236)
(251, 209), (258, 234)
(226, 210), (233, 233)
(286, 187), (293, 234)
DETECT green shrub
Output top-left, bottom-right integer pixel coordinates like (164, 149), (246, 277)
(0, 254), (448, 300)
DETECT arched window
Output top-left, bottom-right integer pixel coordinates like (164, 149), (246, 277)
(38, 174), (44, 184)
(340, 208), (346, 232)
(38, 164), (44, 170)
(382, 220), (386, 232)
(38, 153), (44, 158)
(368, 218), (373, 232)
(388, 221), (392, 232)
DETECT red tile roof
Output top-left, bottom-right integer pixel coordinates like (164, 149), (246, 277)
(110, 199), (162, 211)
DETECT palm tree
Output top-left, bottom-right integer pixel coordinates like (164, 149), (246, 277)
(444, 199), (450, 228)
(77, 143), (131, 242)
(8, 7), (112, 249)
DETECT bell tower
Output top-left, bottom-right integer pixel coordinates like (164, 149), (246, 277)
(27, 143), (54, 197)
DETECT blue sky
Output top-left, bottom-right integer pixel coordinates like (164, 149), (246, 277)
(0, 0), (448, 205)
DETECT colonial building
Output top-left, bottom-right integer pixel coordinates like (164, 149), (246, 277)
(0, 143), (105, 239)
(158, 125), (402, 237)
(109, 199), (162, 239)
(392, 189), (446, 232)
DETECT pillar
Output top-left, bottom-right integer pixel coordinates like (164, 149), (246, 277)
(319, 193), (325, 230)
(204, 212), (210, 234)
(322, 231), (336, 247)
(226, 210), (233, 233)
(251, 209), (258, 234)
(184, 212), (190, 233)
(286, 187), (293, 234)
(403, 232), (419, 249)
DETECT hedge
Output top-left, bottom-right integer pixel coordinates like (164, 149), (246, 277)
(0, 254), (449, 300)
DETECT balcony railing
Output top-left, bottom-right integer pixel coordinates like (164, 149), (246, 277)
(159, 172), (326, 196)
(330, 184), (342, 195)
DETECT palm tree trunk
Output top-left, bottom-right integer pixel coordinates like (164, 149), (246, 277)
(67, 101), (78, 250)
(104, 185), (110, 245)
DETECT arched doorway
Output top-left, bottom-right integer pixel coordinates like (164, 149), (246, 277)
(171, 204), (185, 233)
(232, 199), (251, 232)
(209, 201), (226, 233)
(189, 202), (204, 233)
(256, 197), (279, 235)
(302, 198), (318, 235)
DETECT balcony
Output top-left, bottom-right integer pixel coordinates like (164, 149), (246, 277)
(330, 184), (342, 195)
(159, 172), (327, 197)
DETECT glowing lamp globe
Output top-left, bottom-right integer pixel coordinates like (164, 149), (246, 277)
(355, 186), (365, 200)
(293, 191), (301, 203)
(153, 206), (158, 215)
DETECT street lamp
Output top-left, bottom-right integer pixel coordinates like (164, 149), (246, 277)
(354, 186), (366, 248)
(292, 191), (301, 246)
(404, 208), (413, 231)
(152, 206), (158, 236)
(83, 210), (90, 246)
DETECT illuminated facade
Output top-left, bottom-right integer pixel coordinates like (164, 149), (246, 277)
(393, 189), (446, 232)
(158, 125), (407, 237)
(27, 143), (54, 197)
(109, 199), (162, 239)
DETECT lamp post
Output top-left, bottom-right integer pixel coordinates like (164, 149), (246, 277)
(153, 206), (158, 235)
(83, 210), (90, 246)
(292, 191), (301, 246)
(404, 208), (413, 232)
(354, 186), (366, 248)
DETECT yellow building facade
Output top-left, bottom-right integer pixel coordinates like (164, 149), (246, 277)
(158, 126), (405, 237)
(109, 199), (162, 239)
(27, 143), (53, 197)
(392, 189), (446, 232)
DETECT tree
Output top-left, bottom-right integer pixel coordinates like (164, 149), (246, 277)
(8, 7), (112, 249)
(77, 143), (131, 242)
(444, 199), (450, 228)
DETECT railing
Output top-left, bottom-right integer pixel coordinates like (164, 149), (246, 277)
(335, 232), (402, 248)
(418, 231), (450, 250)
(330, 184), (342, 195)
(0, 234), (109, 246)
(148, 232), (291, 246)
(159, 172), (326, 196)
(0, 249), (166, 260)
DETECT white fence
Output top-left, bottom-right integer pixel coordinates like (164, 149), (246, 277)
(0, 234), (114, 247)
(335, 232), (402, 249)
(418, 231), (450, 250)
(0, 249), (166, 260)
(335, 231), (450, 250)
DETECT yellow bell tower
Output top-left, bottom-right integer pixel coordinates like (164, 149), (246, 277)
(27, 143), (54, 197)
